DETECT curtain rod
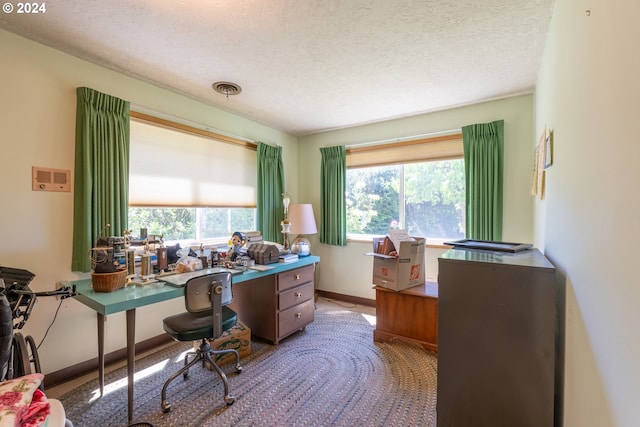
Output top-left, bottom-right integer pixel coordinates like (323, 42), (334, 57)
(129, 107), (257, 150)
(345, 129), (462, 152)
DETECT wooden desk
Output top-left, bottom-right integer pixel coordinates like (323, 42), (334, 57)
(68, 256), (319, 423)
(373, 282), (438, 352)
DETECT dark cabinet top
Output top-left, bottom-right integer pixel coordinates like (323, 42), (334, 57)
(439, 247), (555, 271)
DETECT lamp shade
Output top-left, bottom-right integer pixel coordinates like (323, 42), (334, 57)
(288, 204), (318, 235)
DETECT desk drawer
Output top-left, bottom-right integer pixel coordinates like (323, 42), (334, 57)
(277, 264), (314, 291)
(279, 282), (314, 311)
(278, 299), (314, 339)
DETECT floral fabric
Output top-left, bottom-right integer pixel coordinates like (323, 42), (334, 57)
(0, 373), (50, 426)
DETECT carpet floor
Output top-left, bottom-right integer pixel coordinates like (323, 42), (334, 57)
(59, 305), (437, 427)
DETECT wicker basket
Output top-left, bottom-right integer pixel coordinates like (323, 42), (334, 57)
(91, 268), (128, 292)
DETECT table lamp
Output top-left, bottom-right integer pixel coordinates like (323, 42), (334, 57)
(288, 204), (318, 256)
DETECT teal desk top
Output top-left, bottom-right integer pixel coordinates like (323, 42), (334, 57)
(68, 255), (320, 315)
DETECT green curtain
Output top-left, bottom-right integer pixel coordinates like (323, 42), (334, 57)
(256, 142), (285, 243)
(462, 120), (504, 241)
(319, 146), (347, 246)
(71, 88), (130, 272)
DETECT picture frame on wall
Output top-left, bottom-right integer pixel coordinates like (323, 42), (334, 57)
(544, 128), (553, 168)
(531, 127), (546, 200)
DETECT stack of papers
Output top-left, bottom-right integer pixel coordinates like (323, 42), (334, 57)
(279, 253), (299, 263)
(387, 229), (415, 253)
(249, 265), (274, 271)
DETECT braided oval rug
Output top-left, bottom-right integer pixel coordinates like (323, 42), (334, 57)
(59, 305), (437, 427)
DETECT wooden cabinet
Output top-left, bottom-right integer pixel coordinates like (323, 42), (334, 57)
(229, 263), (316, 344)
(437, 248), (560, 427)
(373, 282), (438, 352)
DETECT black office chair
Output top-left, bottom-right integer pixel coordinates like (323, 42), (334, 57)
(160, 272), (243, 413)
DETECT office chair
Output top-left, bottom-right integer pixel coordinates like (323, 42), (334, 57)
(160, 272), (243, 413)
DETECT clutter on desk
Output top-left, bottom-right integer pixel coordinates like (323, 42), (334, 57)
(90, 267), (127, 292)
(249, 264), (274, 271)
(248, 243), (280, 265)
(245, 231), (263, 244)
(279, 253), (299, 263)
(166, 243), (197, 264)
(140, 242), (154, 276)
(227, 231), (246, 262)
(90, 224), (300, 291)
(175, 247), (203, 274)
(90, 227), (128, 292)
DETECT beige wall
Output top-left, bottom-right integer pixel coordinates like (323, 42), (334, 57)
(0, 29), (298, 373)
(299, 94), (536, 299)
(535, 1), (640, 426)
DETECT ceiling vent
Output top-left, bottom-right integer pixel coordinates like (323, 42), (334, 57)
(212, 81), (242, 97)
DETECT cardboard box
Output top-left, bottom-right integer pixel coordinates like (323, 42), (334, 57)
(194, 320), (251, 367)
(367, 237), (425, 291)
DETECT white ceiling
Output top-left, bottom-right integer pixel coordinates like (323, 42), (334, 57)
(0, 0), (555, 136)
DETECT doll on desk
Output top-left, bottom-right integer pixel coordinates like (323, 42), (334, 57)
(227, 231), (245, 262)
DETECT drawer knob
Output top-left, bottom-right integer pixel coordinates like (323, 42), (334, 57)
(295, 274), (300, 280)
(295, 292), (302, 298)
(295, 312), (302, 318)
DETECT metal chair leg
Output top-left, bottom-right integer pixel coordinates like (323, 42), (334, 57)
(182, 350), (197, 378)
(161, 342), (243, 412)
(203, 350), (239, 405)
(211, 347), (243, 374)
(161, 352), (203, 413)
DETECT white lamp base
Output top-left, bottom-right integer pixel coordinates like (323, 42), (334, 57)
(291, 235), (311, 256)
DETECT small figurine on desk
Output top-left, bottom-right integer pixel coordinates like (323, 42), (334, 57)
(227, 231), (245, 262)
(199, 243), (209, 268)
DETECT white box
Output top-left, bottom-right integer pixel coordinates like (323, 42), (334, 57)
(367, 237), (425, 291)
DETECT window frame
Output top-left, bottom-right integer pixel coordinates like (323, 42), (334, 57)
(345, 133), (464, 246)
(128, 112), (258, 248)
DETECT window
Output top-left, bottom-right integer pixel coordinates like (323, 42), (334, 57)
(128, 207), (256, 246)
(128, 113), (257, 246)
(346, 134), (465, 242)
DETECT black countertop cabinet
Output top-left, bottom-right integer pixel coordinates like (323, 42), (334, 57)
(437, 247), (560, 427)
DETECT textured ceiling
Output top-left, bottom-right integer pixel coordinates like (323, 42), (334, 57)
(0, 0), (555, 136)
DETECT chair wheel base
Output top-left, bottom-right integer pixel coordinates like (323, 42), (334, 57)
(161, 401), (171, 413)
(224, 395), (235, 405)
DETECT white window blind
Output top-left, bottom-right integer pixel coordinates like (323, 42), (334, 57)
(346, 133), (463, 168)
(129, 119), (257, 207)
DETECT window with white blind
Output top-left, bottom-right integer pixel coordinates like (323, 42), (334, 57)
(346, 134), (466, 242)
(128, 114), (257, 246)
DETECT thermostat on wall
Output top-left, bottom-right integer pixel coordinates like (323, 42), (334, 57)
(32, 166), (71, 192)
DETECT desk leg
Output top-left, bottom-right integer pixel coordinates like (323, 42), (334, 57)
(97, 313), (105, 396)
(126, 308), (135, 423)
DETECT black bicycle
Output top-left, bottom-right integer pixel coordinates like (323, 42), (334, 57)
(0, 266), (75, 383)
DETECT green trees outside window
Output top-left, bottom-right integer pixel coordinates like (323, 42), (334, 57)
(346, 159), (465, 239)
(128, 207), (256, 243)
